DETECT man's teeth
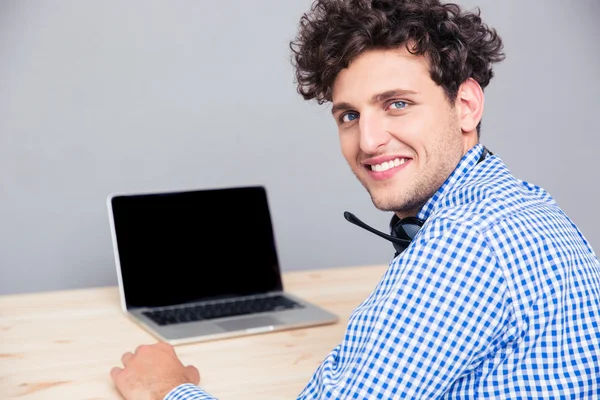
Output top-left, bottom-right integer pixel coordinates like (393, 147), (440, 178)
(370, 158), (407, 172)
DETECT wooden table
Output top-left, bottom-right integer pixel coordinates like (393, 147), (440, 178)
(0, 264), (388, 399)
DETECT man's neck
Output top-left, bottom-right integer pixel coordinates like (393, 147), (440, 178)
(393, 204), (424, 221)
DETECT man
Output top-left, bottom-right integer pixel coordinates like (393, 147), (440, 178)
(110, 0), (600, 398)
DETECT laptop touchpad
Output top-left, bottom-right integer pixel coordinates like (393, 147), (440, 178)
(217, 316), (279, 331)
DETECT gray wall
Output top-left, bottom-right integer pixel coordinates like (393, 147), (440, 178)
(1, 0), (599, 295)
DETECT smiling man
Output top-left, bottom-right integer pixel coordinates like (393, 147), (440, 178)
(330, 48), (480, 217)
(111, 1), (600, 399)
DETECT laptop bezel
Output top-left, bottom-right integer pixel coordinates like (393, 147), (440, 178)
(106, 185), (284, 314)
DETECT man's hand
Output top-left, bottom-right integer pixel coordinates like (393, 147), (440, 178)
(110, 341), (200, 400)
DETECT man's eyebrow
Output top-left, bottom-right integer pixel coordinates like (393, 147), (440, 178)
(372, 89), (418, 103)
(331, 102), (354, 115)
(331, 89), (418, 115)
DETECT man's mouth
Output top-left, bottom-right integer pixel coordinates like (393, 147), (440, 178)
(367, 157), (409, 172)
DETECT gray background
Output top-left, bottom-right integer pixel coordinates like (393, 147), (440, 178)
(1, 0), (599, 295)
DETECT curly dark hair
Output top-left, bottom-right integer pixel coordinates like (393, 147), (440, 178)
(290, 0), (505, 134)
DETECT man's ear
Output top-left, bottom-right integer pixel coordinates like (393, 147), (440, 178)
(455, 78), (484, 133)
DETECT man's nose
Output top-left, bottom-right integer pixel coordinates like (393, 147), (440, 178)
(359, 113), (391, 155)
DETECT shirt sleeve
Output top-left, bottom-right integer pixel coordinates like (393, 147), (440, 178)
(296, 220), (516, 399)
(164, 383), (218, 400)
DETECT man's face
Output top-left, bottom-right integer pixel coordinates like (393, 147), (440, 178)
(331, 47), (473, 217)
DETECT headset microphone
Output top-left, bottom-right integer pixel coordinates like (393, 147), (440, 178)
(343, 211), (423, 256)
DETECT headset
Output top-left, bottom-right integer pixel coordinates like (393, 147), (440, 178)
(344, 147), (491, 256)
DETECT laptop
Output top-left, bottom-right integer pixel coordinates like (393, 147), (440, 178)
(107, 185), (338, 345)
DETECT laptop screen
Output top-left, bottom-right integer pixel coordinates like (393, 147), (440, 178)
(109, 186), (283, 309)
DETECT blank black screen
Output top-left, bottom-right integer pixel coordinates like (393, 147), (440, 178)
(110, 186), (283, 309)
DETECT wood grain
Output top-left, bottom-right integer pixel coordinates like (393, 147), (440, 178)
(0, 264), (388, 399)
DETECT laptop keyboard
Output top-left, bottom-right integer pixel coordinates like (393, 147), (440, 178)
(142, 295), (305, 326)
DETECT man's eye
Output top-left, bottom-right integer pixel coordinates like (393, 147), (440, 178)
(389, 101), (407, 110)
(341, 112), (359, 123)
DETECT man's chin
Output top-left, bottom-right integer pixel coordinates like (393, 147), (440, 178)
(358, 176), (409, 211)
(367, 185), (424, 214)
(368, 192), (404, 212)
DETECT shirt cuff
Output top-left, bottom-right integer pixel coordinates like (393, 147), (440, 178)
(164, 383), (218, 400)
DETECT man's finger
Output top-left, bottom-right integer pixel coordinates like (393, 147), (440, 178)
(185, 365), (200, 385)
(110, 366), (123, 382)
(121, 351), (134, 366)
(134, 344), (148, 355)
(157, 341), (175, 353)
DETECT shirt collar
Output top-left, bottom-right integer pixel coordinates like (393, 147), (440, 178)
(415, 143), (485, 221)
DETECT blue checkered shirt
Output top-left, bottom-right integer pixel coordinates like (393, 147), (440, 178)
(165, 144), (600, 399)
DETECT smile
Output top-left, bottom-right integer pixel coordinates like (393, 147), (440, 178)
(369, 158), (408, 172)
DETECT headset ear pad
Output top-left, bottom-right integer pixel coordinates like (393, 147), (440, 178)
(390, 216), (425, 255)
(391, 217), (425, 240)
